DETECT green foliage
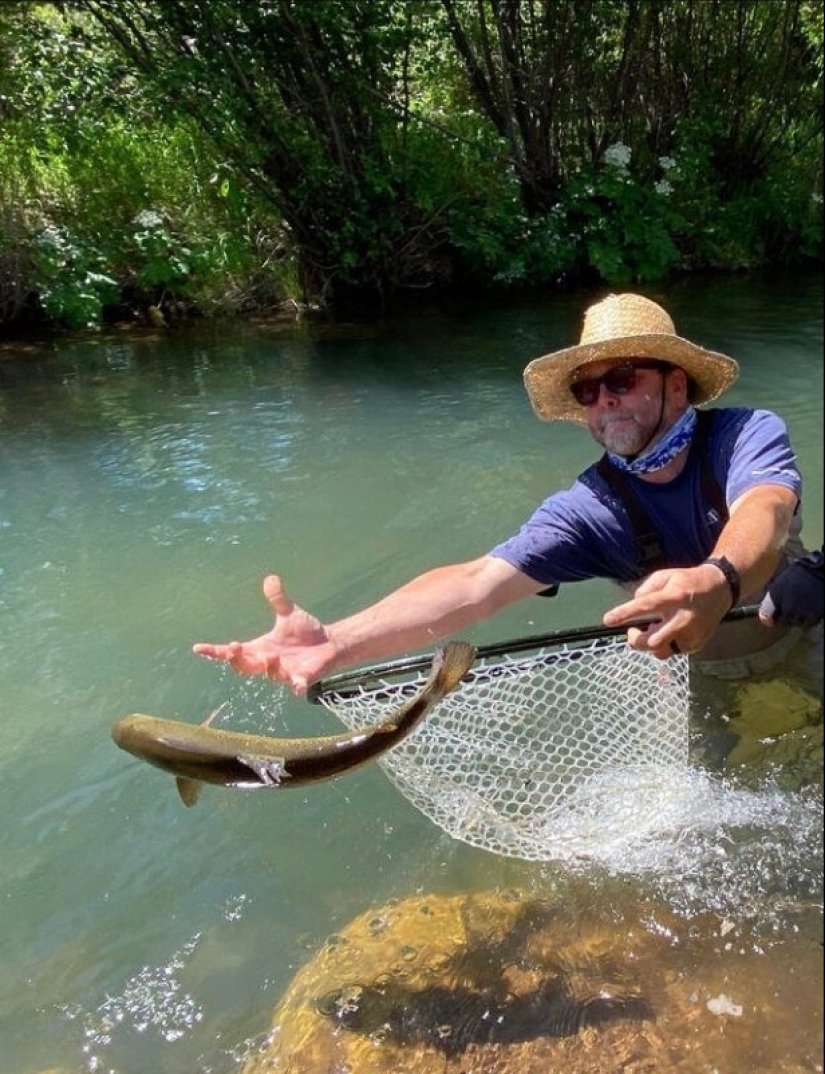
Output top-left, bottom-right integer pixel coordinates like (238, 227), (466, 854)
(0, 0), (822, 331)
(447, 176), (578, 286)
(127, 211), (198, 290)
(70, 0), (427, 300)
(0, 2), (298, 328)
(448, 146), (683, 287)
(562, 151), (682, 285)
(438, 0), (823, 282)
(32, 226), (119, 329)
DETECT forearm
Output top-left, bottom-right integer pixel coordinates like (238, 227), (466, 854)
(707, 484), (799, 603)
(603, 483), (800, 657)
(326, 555), (542, 669)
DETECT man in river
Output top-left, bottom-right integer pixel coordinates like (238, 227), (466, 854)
(194, 292), (816, 693)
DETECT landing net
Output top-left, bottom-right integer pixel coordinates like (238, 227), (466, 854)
(314, 636), (691, 861)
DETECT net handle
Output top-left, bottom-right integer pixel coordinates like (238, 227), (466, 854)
(308, 604), (759, 703)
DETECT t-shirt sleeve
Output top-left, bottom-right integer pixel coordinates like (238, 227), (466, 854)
(489, 485), (638, 587)
(720, 408), (802, 505)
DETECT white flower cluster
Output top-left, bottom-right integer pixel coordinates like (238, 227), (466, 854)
(37, 225), (69, 251)
(658, 156), (677, 172)
(603, 142), (632, 174)
(655, 179), (674, 197)
(133, 209), (164, 230)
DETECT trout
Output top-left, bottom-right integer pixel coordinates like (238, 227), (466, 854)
(112, 641), (476, 807)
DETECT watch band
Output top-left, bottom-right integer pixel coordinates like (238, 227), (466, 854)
(704, 555), (741, 610)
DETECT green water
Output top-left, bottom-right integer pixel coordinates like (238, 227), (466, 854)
(1, 274), (822, 1073)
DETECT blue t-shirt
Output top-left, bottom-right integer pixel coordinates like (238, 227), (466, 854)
(490, 408), (801, 587)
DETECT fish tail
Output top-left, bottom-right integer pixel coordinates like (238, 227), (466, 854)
(433, 640), (476, 695)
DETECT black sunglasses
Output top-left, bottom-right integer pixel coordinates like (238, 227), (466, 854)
(570, 360), (671, 407)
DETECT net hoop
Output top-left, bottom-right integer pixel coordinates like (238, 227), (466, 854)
(308, 605), (758, 703)
(309, 606), (758, 861)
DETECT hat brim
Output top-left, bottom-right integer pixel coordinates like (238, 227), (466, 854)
(523, 333), (739, 423)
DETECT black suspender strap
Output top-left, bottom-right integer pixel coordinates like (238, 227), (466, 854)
(596, 455), (667, 572)
(596, 410), (728, 575)
(692, 410), (728, 528)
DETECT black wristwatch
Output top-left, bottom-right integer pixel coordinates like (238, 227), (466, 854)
(704, 555), (741, 610)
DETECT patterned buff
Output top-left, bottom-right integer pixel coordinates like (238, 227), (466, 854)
(608, 406), (698, 475)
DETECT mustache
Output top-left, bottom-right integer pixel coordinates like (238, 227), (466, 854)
(599, 411), (636, 424)
(596, 414), (639, 434)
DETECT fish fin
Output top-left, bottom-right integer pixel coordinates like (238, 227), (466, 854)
(434, 641), (477, 692)
(176, 777), (202, 807)
(201, 701), (229, 728)
(238, 754), (292, 787)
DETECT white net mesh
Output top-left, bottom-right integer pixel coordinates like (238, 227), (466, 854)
(318, 638), (691, 861)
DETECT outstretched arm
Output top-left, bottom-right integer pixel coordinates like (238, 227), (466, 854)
(602, 484), (799, 658)
(193, 556), (544, 693)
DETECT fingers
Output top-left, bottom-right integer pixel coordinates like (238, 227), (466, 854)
(192, 641), (250, 672)
(603, 569), (704, 656)
(602, 596), (656, 628)
(263, 574), (295, 617)
(602, 580), (666, 628)
(290, 675), (309, 697)
(603, 605), (637, 628)
(263, 651), (308, 693)
(192, 642), (230, 660)
(213, 648), (305, 695)
(261, 654), (309, 695)
(192, 574), (314, 694)
(625, 623), (681, 660)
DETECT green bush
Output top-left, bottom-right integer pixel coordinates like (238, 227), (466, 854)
(447, 143), (683, 288)
(32, 226), (119, 329)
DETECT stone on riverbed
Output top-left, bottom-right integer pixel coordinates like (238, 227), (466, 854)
(242, 887), (822, 1073)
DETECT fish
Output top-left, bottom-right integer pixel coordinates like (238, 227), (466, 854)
(111, 640), (476, 807)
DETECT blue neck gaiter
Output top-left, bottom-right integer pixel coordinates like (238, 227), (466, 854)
(607, 407), (697, 475)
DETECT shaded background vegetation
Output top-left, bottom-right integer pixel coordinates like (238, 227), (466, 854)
(1, 0), (822, 331)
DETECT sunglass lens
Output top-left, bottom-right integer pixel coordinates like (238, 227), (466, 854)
(571, 379), (598, 406)
(603, 366), (637, 394)
(571, 364), (638, 406)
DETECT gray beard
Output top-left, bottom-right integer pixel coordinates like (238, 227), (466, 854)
(596, 416), (652, 457)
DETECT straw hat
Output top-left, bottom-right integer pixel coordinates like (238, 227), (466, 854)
(523, 293), (739, 423)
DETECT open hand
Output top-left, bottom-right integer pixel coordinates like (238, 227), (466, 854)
(193, 575), (338, 694)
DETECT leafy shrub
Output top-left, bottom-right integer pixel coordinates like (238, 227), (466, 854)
(32, 226), (119, 329)
(447, 143), (682, 287)
(559, 146), (683, 285)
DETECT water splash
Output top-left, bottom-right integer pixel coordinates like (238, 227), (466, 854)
(63, 935), (203, 1071)
(549, 767), (823, 927)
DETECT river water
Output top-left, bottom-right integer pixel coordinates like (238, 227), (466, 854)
(1, 273), (822, 1073)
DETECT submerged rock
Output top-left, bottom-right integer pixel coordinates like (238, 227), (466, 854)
(730, 679), (821, 738)
(242, 887), (823, 1073)
(725, 679), (823, 789)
